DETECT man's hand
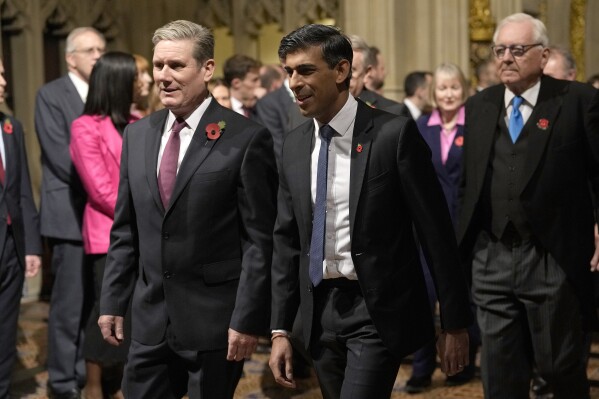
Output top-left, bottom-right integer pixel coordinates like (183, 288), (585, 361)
(268, 336), (296, 388)
(591, 224), (599, 271)
(436, 328), (469, 376)
(227, 328), (258, 361)
(24, 255), (41, 277)
(98, 315), (125, 346)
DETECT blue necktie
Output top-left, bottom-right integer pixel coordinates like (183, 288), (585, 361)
(509, 96), (524, 143)
(309, 124), (335, 287)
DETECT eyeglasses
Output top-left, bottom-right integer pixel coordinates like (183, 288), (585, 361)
(71, 47), (106, 56)
(491, 43), (543, 58)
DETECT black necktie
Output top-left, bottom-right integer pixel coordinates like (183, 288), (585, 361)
(309, 124), (335, 286)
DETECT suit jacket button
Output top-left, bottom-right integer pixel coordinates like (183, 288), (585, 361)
(163, 232), (170, 240)
(307, 286), (313, 293)
(163, 271), (172, 279)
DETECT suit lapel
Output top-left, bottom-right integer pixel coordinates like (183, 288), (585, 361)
(166, 100), (223, 214)
(145, 109), (169, 212)
(295, 122), (315, 231)
(349, 101), (374, 236)
(472, 88), (504, 191)
(519, 78), (563, 193)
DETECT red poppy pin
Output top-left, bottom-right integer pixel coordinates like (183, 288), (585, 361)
(356, 143), (363, 153)
(537, 118), (549, 130)
(454, 136), (464, 147)
(205, 120), (226, 140)
(3, 117), (13, 134)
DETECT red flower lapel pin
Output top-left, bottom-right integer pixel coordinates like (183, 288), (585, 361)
(454, 136), (464, 147)
(3, 117), (13, 134)
(537, 118), (549, 130)
(206, 120), (226, 140)
(356, 143), (363, 153)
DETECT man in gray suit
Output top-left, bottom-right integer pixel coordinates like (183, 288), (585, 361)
(34, 27), (105, 399)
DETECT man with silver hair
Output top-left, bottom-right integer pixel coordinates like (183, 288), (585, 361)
(458, 12), (598, 398)
(99, 20), (277, 398)
(35, 26), (106, 399)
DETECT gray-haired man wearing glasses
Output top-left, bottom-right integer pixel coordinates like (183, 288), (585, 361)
(458, 13), (599, 399)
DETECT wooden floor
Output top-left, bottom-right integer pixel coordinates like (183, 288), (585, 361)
(10, 301), (599, 398)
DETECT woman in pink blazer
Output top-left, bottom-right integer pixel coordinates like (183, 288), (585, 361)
(70, 51), (140, 399)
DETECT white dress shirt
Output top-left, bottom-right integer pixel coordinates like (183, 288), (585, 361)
(68, 72), (89, 102)
(503, 79), (541, 127)
(157, 97), (212, 175)
(311, 95), (358, 280)
(404, 98), (422, 120)
(230, 96), (245, 116)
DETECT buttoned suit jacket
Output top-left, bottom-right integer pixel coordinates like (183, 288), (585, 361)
(417, 112), (465, 223)
(457, 75), (599, 329)
(35, 75), (86, 240)
(100, 100), (278, 350)
(271, 99), (472, 358)
(0, 114), (42, 263)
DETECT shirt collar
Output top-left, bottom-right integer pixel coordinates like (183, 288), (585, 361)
(68, 72), (89, 102)
(165, 97), (212, 135)
(314, 95), (357, 137)
(504, 79), (541, 109)
(230, 96), (244, 115)
(427, 106), (465, 127)
(404, 98), (421, 120)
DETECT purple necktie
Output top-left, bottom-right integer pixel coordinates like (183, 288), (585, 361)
(158, 117), (186, 208)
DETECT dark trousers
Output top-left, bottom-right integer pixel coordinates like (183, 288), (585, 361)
(410, 251), (480, 379)
(472, 231), (589, 399)
(47, 239), (90, 393)
(310, 279), (401, 399)
(123, 333), (244, 399)
(0, 232), (23, 398)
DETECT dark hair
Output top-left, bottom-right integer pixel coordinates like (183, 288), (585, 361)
(588, 73), (599, 86)
(404, 71), (430, 97)
(260, 65), (283, 89)
(83, 51), (136, 134)
(278, 24), (353, 87)
(223, 54), (261, 86)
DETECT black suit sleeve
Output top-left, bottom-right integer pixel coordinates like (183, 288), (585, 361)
(230, 127), (279, 335)
(270, 149), (302, 332)
(14, 120), (42, 255)
(34, 86), (78, 184)
(100, 127), (138, 317)
(396, 118), (472, 330)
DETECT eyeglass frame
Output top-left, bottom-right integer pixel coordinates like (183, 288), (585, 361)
(69, 46), (106, 56)
(490, 43), (543, 59)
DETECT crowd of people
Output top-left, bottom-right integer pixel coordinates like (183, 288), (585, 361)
(0, 11), (599, 399)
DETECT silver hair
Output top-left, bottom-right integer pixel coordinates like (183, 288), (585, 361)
(152, 20), (214, 65)
(348, 34), (374, 68)
(493, 13), (549, 47)
(430, 62), (469, 109)
(548, 45), (576, 71)
(65, 27), (105, 54)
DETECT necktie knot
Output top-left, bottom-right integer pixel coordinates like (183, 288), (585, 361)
(171, 118), (187, 135)
(512, 96), (523, 110)
(320, 124), (335, 142)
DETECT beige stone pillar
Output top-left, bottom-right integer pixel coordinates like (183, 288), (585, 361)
(342, 0), (470, 100)
(490, 0), (522, 23)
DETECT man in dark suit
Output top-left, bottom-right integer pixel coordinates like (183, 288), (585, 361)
(268, 24), (472, 399)
(458, 13), (599, 399)
(34, 27), (105, 399)
(402, 71), (433, 120)
(0, 58), (42, 398)
(98, 20), (277, 398)
(348, 34), (405, 116)
(223, 54), (262, 120)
